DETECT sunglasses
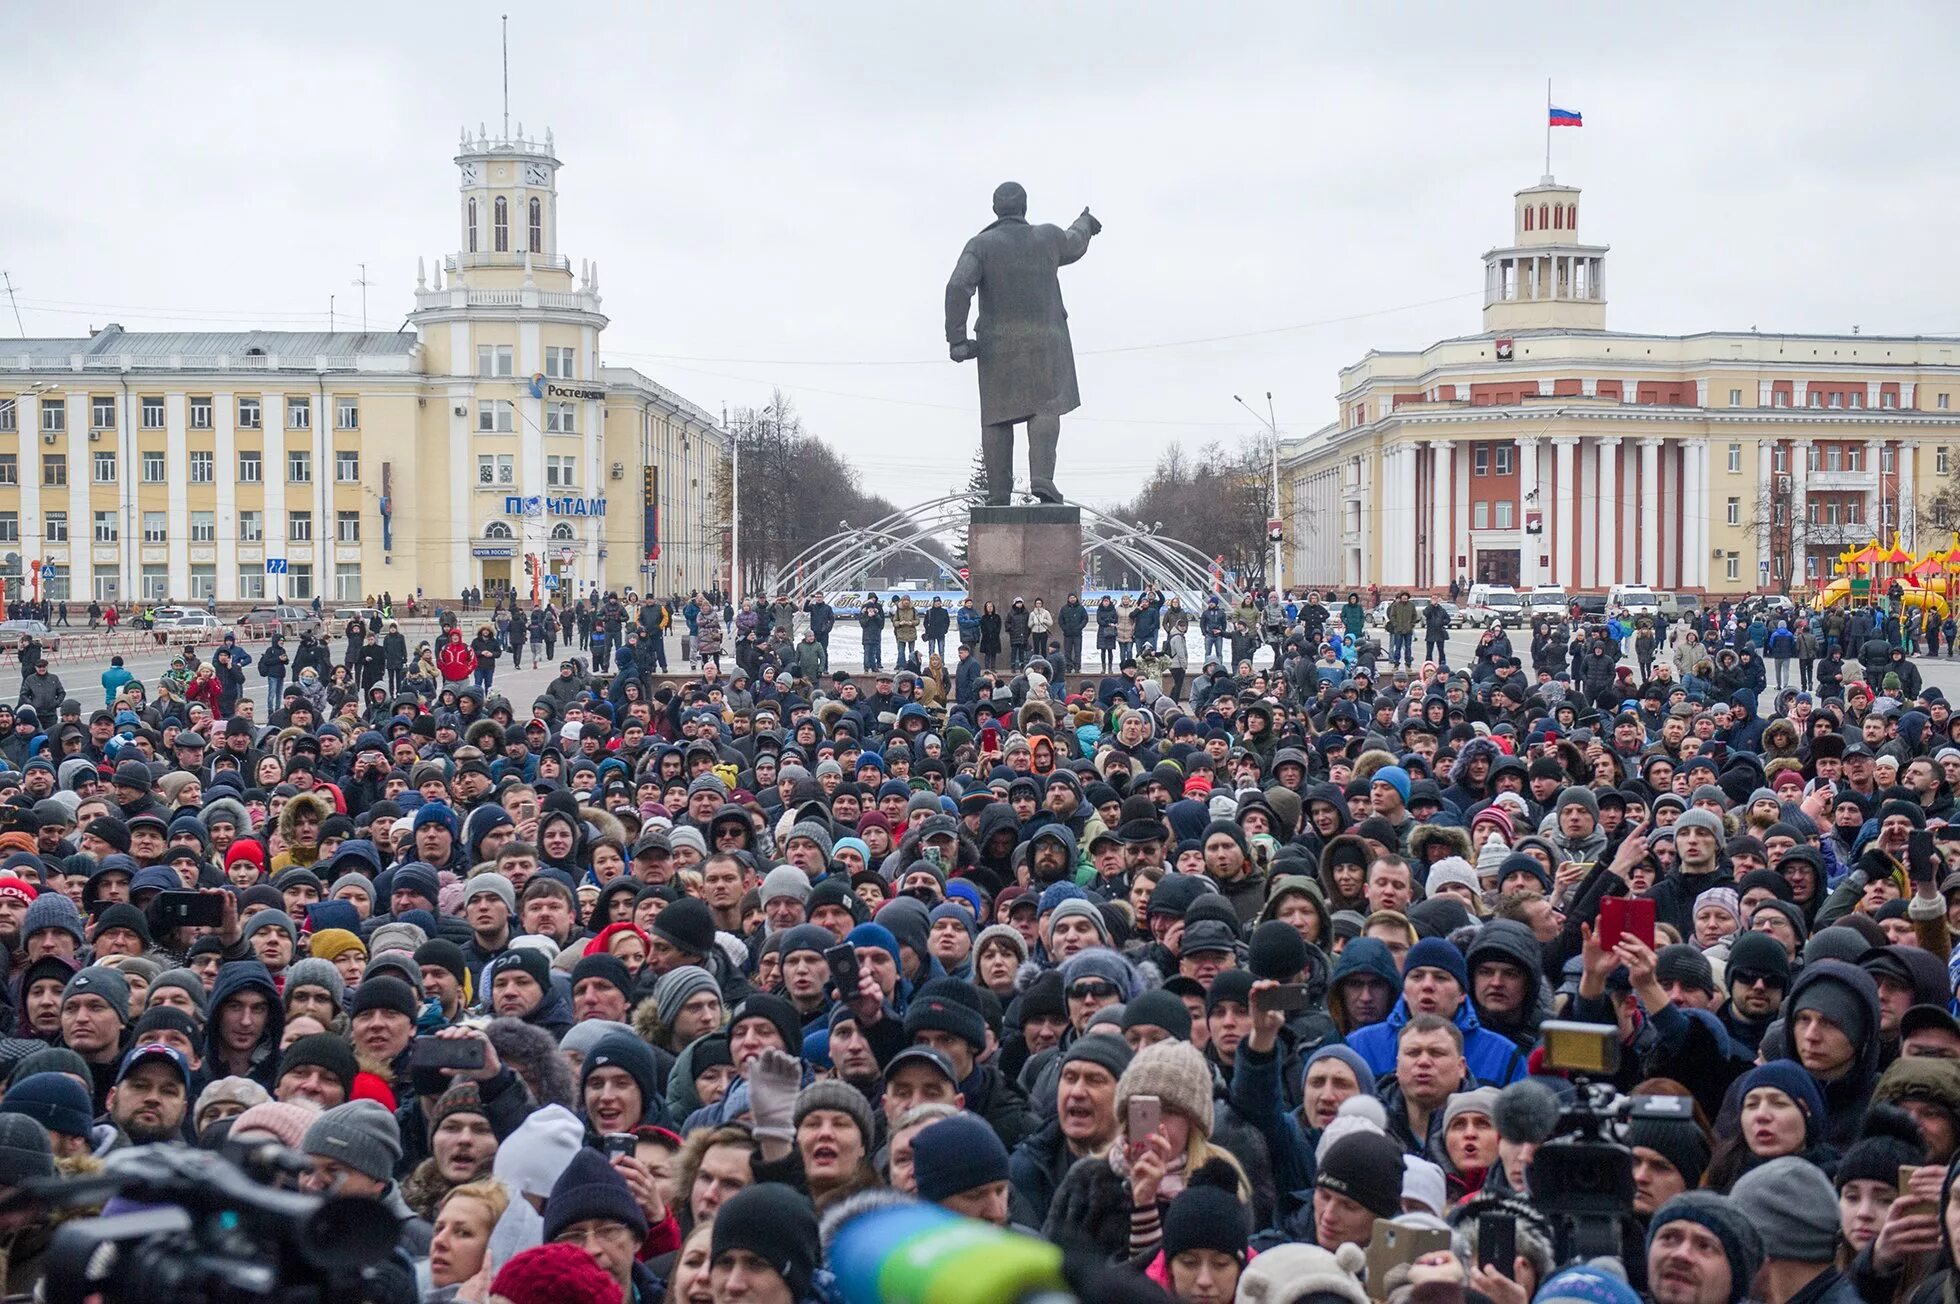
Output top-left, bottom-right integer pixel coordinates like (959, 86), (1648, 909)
(1731, 969), (1787, 991)
(1068, 980), (1120, 1001)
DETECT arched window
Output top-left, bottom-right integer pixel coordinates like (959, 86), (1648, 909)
(550, 523), (574, 541)
(528, 197), (542, 254)
(484, 521), (513, 539)
(467, 198), (478, 253)
(1539, 203), (1549, 230)
(493, 197), (508, 252)
(1567, 203), (1576, 229)
(1552, 204), (1562, 230)
(1524, 206), (1533, 231)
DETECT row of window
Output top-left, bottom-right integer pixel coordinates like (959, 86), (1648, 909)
(1726, 443), (1950, 475)
(1522, 202), (1577, 233)
(474, 399), (579, 434)
(476, 454), (581, 487)
(0, 560), (361, 604)
(0, 450), (360, 488)
(3, 508), (362, 545)
(477, 345), (577, 379)
(466, 196), (545, 255)
(0, 395), (359, 433)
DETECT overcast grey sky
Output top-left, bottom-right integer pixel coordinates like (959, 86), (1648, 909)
(5, 3), (1957, 507)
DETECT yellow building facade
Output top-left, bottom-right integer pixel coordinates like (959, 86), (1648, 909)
(1279, 178), (1960, 596)
(0, 125), (728, 608)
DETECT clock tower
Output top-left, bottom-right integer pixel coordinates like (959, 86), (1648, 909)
(451, 123), (570, 289)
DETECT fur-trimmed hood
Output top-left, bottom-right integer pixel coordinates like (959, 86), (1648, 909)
(1406, 823), (1472, 865)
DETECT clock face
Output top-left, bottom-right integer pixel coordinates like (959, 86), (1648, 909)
(461, 162), (479, 185)
(525, 162), (549, 186)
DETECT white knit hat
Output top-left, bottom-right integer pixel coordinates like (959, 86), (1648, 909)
(1475, 832), (1512, 885)
(1426, 856), (1482, 901)
(1235, 1243), (1369, 1304)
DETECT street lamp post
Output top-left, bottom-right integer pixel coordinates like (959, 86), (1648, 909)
(1234, 392), (1283, 595)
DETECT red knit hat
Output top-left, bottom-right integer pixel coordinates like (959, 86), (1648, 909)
(349, 1071), (397, 1112)
(226, 838), (266, 872)
(491, 1243), (622, 1304)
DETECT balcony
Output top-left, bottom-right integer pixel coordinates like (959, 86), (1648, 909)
(1804, 520), (1877, 548)
(1805, 467), (1876, 492)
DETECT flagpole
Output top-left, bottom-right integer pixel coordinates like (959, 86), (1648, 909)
(1545, 78), (1552, 178)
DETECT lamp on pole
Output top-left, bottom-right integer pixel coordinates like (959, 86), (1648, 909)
(1234, 392), (1283, 596)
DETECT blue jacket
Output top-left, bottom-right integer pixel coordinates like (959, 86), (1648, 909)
(1344, 995), (1528, 1087)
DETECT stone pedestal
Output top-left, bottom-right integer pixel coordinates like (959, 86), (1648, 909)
(967, 505), (1082, 631)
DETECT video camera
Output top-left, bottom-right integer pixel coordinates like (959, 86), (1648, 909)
(12, 1142), (398, 1304)
(1528, 1021), (1694, 1265)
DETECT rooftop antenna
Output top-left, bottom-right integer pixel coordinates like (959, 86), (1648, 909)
(1, 272), (21, 336)
(351, 263), (374, 333)
(501, 14), (510, 140)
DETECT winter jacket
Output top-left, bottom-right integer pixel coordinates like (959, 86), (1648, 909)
(1345, 996), (1528, 1087)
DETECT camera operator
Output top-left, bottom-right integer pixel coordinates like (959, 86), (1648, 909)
(297, 1099), (432, 1254)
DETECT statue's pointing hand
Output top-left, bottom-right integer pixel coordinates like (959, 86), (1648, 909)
(1081, 207), (1103, 235)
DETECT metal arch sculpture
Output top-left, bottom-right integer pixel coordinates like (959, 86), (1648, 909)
(771, 494), (1225, 606)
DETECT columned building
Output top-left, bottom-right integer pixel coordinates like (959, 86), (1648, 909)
(0, 122), (728, 607)
(1280, 177), (1960, 595)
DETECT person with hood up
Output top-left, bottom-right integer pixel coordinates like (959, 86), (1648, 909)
(205, 959), (286, 1091)
(1344, 937), (1528, 1086)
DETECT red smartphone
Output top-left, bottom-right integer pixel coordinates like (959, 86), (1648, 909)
(1598, 896), (1656, 950)
(979, 725), (1000, 753)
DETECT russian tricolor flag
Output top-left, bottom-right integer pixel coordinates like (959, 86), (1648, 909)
(1549, 106), (1583, 127)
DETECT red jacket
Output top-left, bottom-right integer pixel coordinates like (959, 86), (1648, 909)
(436, 640), (475, 682)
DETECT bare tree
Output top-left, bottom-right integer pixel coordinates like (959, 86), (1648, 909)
(1103, 434), (1284, 588)
(1744, 474), (1810, 595)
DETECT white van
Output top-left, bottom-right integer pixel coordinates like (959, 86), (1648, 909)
(1609, 585), (1658, 616)
(1526, 587), (1569, 619)
(1466, 584), (1525, 627)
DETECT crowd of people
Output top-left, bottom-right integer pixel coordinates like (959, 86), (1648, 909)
(0, 578), (1952, 1304)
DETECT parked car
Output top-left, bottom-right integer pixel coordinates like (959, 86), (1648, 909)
(1609, 584), (1660, 617)
(331, 607), (384, 628)
(1571, 594), (1609, 618)
(0, 620), (58, 653)
(1464, 584), (1525, 627)
(153, 610), (221, 632)
(1526, 588), (1569, 619)
(239, 604), (319, 638)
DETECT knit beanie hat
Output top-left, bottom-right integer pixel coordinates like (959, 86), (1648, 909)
(430, 1081), (488, 1131)
(242, 909), (297, 944)
(349, 975), (419, 1021)
(1117, 1039), (1214, 1140)
(1442, 1086), (1501, 1134)
(21, 894), (84, 947)
(793, 1080), (874, 1149)
(1048, 897), (1112, 945)
(652, 898), (716, 957)
(194, 1076), (270, 1130)
(1730, 1155), (1840, 1263)
(1788, 963), (1875, 1049)
(1304, 1044), (1377, 1098)
(711, 1183), (819, 1301)
(301, 1099), (402, 1183)
(229, 1099), (322, 1150)
(911, 1113), (1011, 1203)
(1248, 918), (1310, 982)
(1556, 786), (1600, 818)
(62, 966), (131, 1025)
(492, 1243), (622, 1304)
(1120, 990), (1193, 1042)
(1425, 856), (1482, 901)
(540, 1145), (650, 1243)
(283, 958), (345, 1010)
(651, 965), (720, 1029)
(903, 983), (988, 1051)
(1161, 1161), (1252, 1261)
(0, 1072), (93, 1138)
(1654, 944), (1716, 996)
(1624, 1110), (1712, 1190)
(1316, 1129), (1407, 1218)
(761, 864), (813, 905)
(278, 1033), (358, 1097)
(1725, 931), (1792, 986)
(974, 923), (1029, 966)
(1533, 1265), (1643, 1304)
(1232, 1243), (1369, 1304)
(0, 1114), (53, 1187)
(1058, 946), (1141, 1001)
(1647, 1192), (1765, 1304)
(1402, 936), (1468, 989)
(461, 872), (517, 915)
(1060, 1033), (1133, 1083)
(582, 1033), (659, 1116)
(149, 968), (208, 1018)
(1673, 808), (1728, 847)
(308, 928), (367, 962)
